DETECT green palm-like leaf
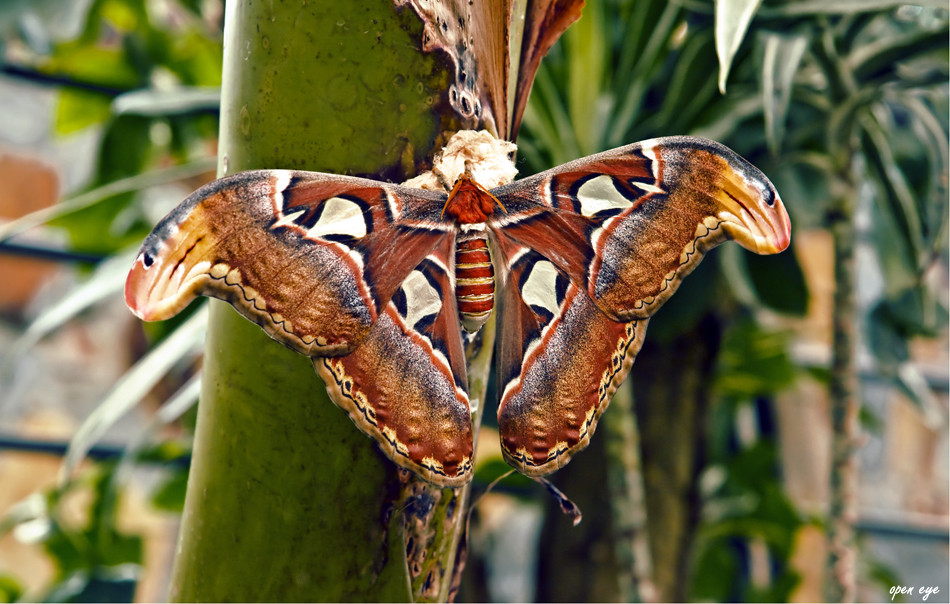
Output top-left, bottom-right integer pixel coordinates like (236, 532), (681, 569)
(715, 0), (762, 93)
(60, 306), (207, 485)
(761, 32), (809, 153)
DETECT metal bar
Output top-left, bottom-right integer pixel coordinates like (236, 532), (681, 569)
(0, 434), (189, 467)
(0, 241), (106, 264)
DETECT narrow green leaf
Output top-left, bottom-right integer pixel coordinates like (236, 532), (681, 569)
(59, 306), (207, 485)
(838, 12), (879, 55)
(657, 29), (722, 132)
(608, 1), (682, 147)
(0, 250), (135, 384)
(825, 86), (878, 166)
(849, 28), (949, 84)
(761, 32), (809, 153)
(113, 374), (201, 514)
(112, 86), (221, 116)
(155, 374), (202, 425)
(886, 283), (948, 339)
(566, 0), (609, 155)
(0, 159), (215, 244)
(757, 0), (948, 17)
(689, 94), (762, 142)
(867, 302), (946, 429)
(860, 111), (927, 272)
(900, 95), (949, 177)
(613, 0), (664, 80)
(867, 183), (921, 296)
(520, 69), (564, 160)
(900, 93), (950, 257)
(115, 373), (201, 479)
(715, 0), (762, 93)
(521, 65), (580, 167)
(894, 361), (944, 430)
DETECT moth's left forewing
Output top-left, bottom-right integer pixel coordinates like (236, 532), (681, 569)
(128, 168), (475, 485)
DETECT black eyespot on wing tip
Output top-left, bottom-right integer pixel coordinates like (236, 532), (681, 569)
(142, 252), (154, 268)
(764, 185), (777, 207)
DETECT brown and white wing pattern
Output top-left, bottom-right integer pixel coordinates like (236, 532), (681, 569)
(489, 136), (790, 475)
(493, 136), (791, 321)
(490, 238), (647, 475)
(126, 135), (791, 485)
(126, 169), (452, 357)
(316, 243), (474, 485)
(125, 169), (476, 484)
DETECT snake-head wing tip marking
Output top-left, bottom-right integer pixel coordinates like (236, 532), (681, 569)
(126, 252), (165, 321)
(125, 256), (146, 319)
(125, 249), (202, 322)
(717, 174), (791, 256)
(704, 142), (792, 257)
(761, 189), (791, 254)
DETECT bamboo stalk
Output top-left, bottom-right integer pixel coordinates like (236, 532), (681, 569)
(825, 194), (860, 603)
(168, 1), (467, 599)
(605, 382), (658, 603)
(814, 26), (861, 602)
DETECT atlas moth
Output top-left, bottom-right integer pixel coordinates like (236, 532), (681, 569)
(126, 130), (790, 487)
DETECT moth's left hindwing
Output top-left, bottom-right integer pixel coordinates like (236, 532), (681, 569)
(126, 169), (475, 484)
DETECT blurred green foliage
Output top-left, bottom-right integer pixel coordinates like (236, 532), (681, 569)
(8, 0), (223, 255)
(0, 463), (142, 603)
(1, 0), (220, 600)
(517, 0), (947, 600)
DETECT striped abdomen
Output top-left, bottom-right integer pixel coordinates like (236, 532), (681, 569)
(455, 235), (495, 333)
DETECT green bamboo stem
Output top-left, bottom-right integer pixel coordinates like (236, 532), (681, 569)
(403, 317), (496, 603)
(604, 383), (658, 603)
(170, 304), (411, 601)
(813, 27), (861, 603)
(825, 194), (859, 603)
(168, 1), (469, 600)
(632, 316), (719, 603)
